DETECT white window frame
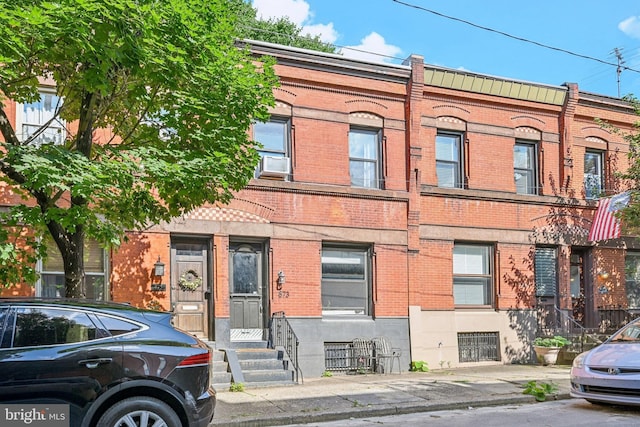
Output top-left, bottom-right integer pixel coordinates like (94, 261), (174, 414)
(584, 150), (604, 199)
(436, 132), (463, 188)
(253, 117), (290, 158)
(321, 245), (371, 316)
(514, 141), (538, 195)
(453, 243), (493, 306)
(37, 238), (109, 300)
(16, 88), (66, 146)
(349, 127), (381, 189)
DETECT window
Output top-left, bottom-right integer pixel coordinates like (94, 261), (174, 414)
(39, 238), (107, 300)
(625, 252), (640, 309)
(13, 308), (99, 347)
(253, 118), (291, 179)
(436, 132), (463, 188)
(254, 118), (289, 159)
(453, 244), (493, 306)
(96, 315), (141, 336)
(0, 307), (8, 348)
(535, 247), (557, 297)
(514, 142), (538, 195)
(17, 89), (66, 146)
(349, 128), (380, 189)
(322, 246), (370, 315)
(458, 332), (500, 362)
(584, 151), (604, 199)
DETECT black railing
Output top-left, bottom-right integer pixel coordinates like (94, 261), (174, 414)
(598, 305), (640, 334)
(537, 305), (588, 353)
(268, 311), (303, 383)
(537, 305), (585, 335)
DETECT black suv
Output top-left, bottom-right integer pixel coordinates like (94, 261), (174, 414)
(0, 299), (215, 427)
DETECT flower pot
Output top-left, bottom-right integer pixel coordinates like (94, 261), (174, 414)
(533, 346), (561, 365)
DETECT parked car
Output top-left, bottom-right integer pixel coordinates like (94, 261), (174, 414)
(571, 316), (640, 406)
(0, 298), (216, 427)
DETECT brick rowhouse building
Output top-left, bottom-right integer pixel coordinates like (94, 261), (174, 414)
(2, 40), (640, 376)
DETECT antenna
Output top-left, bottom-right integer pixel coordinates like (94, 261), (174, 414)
(613, 48), (625, 97)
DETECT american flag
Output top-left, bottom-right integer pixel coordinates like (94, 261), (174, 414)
(588, 192), (631, 242)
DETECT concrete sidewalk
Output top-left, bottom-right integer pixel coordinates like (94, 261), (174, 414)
(210, 364), (572, 426)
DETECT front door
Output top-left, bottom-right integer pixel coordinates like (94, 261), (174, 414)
(171, 241), (209, 339)
(229, 242), (265, 340)
(571, 249), (594, 327)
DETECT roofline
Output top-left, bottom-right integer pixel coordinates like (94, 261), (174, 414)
(239, 39), (412, 84)
(424, 63), (568, 92)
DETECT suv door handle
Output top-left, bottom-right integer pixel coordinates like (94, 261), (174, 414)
(79, 358), (113, 369)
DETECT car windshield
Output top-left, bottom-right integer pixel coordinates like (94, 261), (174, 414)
(609, 319), (640, 342)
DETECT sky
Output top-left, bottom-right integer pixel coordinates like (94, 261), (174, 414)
(252, 0), (640, 98)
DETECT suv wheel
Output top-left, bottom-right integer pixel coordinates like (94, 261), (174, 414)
(97, 396), (181, 427)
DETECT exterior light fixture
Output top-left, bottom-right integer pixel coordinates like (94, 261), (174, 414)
(154, 257), (165, 277)
(598, 271), (610, 281)
(151, 257), (167, 292)
(277, 270), (286, 288)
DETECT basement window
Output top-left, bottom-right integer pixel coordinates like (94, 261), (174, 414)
(458, 332), (500, 362)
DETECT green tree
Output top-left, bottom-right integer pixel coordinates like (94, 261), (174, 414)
(231, 0), (335, 53)
(599, 96), (640, 233)
(0, 0), (277, 297)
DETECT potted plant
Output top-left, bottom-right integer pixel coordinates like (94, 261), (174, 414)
(533, 336), (571, 365)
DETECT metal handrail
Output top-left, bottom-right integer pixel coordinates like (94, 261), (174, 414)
(537, 305), (587, 353)
(268, 311), (303, 384)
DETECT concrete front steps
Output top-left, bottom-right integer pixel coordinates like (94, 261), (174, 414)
(210, 341), (295, 391)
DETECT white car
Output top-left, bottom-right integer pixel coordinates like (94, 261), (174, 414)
(571, 317), (640, 405)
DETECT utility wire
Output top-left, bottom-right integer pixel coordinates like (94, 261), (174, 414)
(391, 0), (640, 75)
(239, 23), (406, 62)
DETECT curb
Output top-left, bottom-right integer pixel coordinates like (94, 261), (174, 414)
(210, 392), (573, 426)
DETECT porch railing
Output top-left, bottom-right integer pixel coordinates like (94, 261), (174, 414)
(268, 311), (303, 384)
(536, 305), (640, 353)
(537, 305), (588, 353)
(598, 305), (640, 334)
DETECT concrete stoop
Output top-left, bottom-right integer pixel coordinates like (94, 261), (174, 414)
(211, 343), (295, 391)
(211, 350), (232, 390)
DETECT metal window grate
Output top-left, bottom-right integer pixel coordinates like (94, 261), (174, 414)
(324, 342), (355, 372)
(457, 332), (500, 362)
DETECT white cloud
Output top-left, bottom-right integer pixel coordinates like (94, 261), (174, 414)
(339, 32), (402, 63)
(302, 23), (338, 44)
(252, 0), (337, 43)
(251, 1), (400, 62)
(619, 16), (640, 39)
(252, 0), (310, 26)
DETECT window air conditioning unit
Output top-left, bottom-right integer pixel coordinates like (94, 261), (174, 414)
(258, 156), (291, 178)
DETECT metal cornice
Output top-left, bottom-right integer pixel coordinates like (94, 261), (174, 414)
(424, 66), (567, 106)
(241, 39), (412, 84)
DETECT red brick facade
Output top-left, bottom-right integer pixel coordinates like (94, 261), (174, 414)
(2, 41), (639, 374)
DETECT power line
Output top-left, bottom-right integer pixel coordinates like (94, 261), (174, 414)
(239, 23), (407, 62)
(391, 0), (640, 75)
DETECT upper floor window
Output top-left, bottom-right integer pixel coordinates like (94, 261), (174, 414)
(17, 89), (66, 146)
(453, 243), (493, 306)
(39, 238), (107, 300)
(436, 132), (463, 188)
(253, 117), (291, 179)
(321, 245), (370, 316)
(584, 151), (604, 199)
(514, 141), (538, 195)
(349, 127), (381, 189)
